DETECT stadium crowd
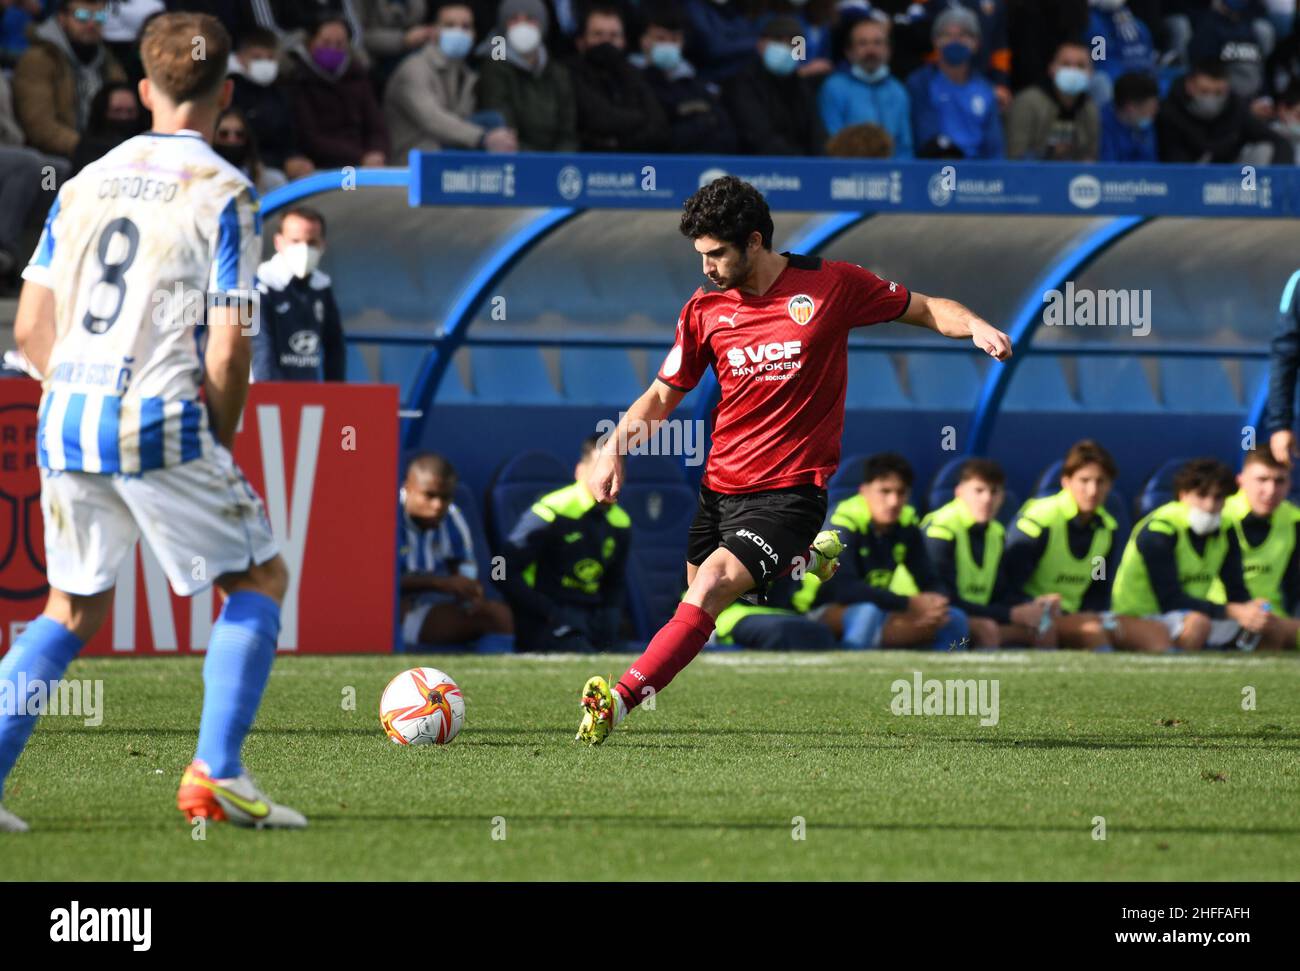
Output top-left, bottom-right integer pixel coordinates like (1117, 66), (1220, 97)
(397, 439), (1300, 654)
(4, 0), (1300, 282)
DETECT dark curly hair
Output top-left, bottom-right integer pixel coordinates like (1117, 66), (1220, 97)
(679, 176), (774, 251)
(862, 452), (914, 488)
(1172, 457), (1235, 499)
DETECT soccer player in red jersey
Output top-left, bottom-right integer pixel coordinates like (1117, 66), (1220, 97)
(575, 176), (1012, 744)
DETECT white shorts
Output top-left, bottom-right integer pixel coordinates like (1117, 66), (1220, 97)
(1151, 610), (1241, 650)
(40, 446), (278, 597)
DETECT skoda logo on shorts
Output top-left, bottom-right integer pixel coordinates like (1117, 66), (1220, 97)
(0, 402), (47, 599)
(1068, 175), (1102, 210)
(557, 166), (583, 201)
(787, 294), (815, 326)
(288, 330), (320, 355)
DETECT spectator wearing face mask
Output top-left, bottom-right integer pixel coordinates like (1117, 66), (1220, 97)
(568, 2), (671, 152)
(908, 7), (1003, 158)
(681, 0), (762, 82)
(0, 67), (48, 291)
(1158, 56), (1292, 161)
(213, 106), (284, 195)
(1190, 0), (1273, 103)
(756, 0), (835, 80)
(13, 0), (127, 160)
(69, 79), (147, 175)
(1006, 40), (1099, 160)
(1100, 70), (1161, 161)
(252, 206), (347, 384)
(475, 0), (578, 151)
(1086, 0), (1159, 105)
(818, 14), (912, 156)
(229, 27), (316, 183)
(284, 14), (390, 167)
(723, 15), (826, 154)
(385, 1), (517, 156)
(630, 1), (738, 153)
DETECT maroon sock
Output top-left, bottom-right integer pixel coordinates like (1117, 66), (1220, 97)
(614, 602), (716, 711)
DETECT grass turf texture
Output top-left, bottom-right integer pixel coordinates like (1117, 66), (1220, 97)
(2, 651), (1297, 881)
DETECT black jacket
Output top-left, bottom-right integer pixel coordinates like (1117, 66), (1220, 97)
(635, 57), (739, 155)
(1157, 78), (1292, 163)
(567, 46), (671, 153)
(252, 256), (346, 382)
(231, 73), (302, 171)
(723, 60), (824, 156)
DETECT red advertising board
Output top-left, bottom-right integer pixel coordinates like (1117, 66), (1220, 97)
(0, 380), (398, 655)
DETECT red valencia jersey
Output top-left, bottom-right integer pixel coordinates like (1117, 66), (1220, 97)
(656, 253), (911, 494)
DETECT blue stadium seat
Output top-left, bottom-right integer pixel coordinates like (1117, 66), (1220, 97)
(345, 344), (371, 382)
(828, 453), (868, 508)
(999, 356), (1078, 411)
(410, 481), (510, 654)
(379, 344), (427, 402)
(472, 346), (562, 404)
(845, 350), (907, 408)
(560, 347), (642, 404)
(1137, 457), (1192, 517)
(1077, 356), (1161, 412)
(926, 457), (968, 512)
(486, 449), (571, 551)
(906, 353), (982, 410)
(434, 349), (475, 403)
(1158, 359), (1238, 413)
(618, 454), (695, 637)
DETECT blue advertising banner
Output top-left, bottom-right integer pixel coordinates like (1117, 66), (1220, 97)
(408, 150), (1300, 218)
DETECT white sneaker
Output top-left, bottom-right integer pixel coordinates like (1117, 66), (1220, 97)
(0, 804), (29, 833)
(177, 760), (308, 829)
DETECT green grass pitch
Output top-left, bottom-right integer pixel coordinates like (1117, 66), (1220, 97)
(2, 651), (1297, 881)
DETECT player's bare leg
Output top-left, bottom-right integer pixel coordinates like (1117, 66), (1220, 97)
(0, 587), (113, 832)
(1257, 615), (1300, 651)
(177, 554), (307, 829)
(1175, 611), (1211, 652)
(1110, 616), (1173, 653)
(1056, 612), (1110, 650)
(577, 547), (754, 745)
(417, 600), (514, 645)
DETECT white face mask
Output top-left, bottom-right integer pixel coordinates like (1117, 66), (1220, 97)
(281, 242), (323, 279)
(247, 57), (279, 86)
(506, 21), (542, 55)
(1187, 506), (1222, 535)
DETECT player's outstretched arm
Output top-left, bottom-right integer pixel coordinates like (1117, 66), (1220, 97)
(203, 306), (252, 449)
(899, 291), (1012, 361)
(13, 280), (56, 378)
(587, 379), (684, 503)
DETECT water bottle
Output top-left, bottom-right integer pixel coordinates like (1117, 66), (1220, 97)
(1234, 603), (1271, 652)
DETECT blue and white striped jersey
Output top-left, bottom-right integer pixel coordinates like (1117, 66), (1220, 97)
(398, 500), (478, 580)
(22, 129), (261, 474)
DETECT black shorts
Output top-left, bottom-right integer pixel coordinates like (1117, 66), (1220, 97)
(687, 483), (828, 593)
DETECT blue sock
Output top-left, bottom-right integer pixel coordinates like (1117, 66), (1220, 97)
(194, 591), (280, 779)
(0, 616), (84, 797)
(934, 608), (970, 650)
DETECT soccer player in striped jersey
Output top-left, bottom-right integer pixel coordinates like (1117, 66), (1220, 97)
(0, 13), (304, 832)
(398, 453), (513, 649)
(575, 176), (1013, 744)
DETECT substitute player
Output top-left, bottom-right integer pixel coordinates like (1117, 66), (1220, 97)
(0, 14), (304, 832)
(575, 176), (1012, 744)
